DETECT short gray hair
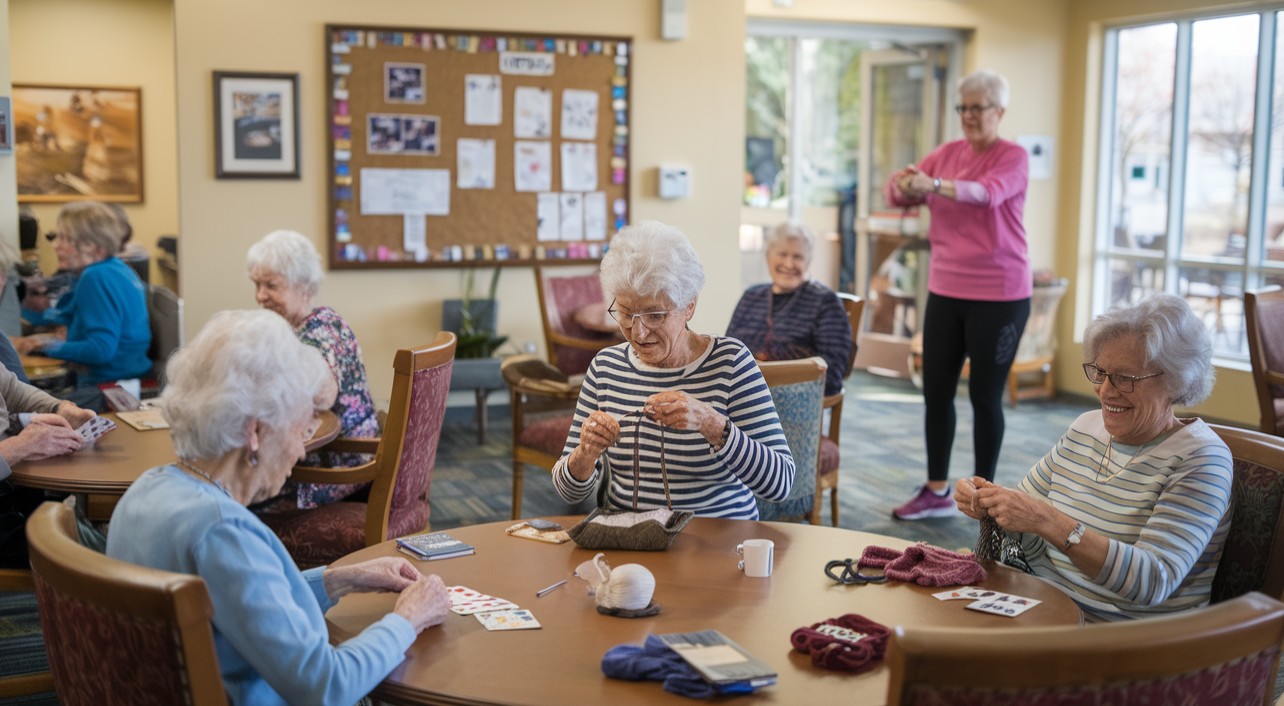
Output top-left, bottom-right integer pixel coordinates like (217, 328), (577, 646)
(1084, 293), (1214, 406)
(160, 309), (331, 459)
(599, 220), (705, 308)
(959, 70), (1010, 109)
(765, 221), (814, 262)
(246, 230), (324, 299)
(57, 201), (127, 257)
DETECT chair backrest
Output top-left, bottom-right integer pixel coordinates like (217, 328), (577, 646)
(26, 502), (227, 706)
(835, 292), (865, 378)
(534, 266), (612, 376)
(1208, 423), (1284, 603)
(1245, 286), (1284, 435)
(147, 284), (184, 382)
(886, 591), (1284, 706)
(754, 357), (826, 521)
(366, 331), (456, 544)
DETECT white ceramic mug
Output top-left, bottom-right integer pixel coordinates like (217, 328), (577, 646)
(736, 539), (774, 578)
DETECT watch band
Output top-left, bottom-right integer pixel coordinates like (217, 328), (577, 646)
(932, 177), (942, 193)
(1063, 522), (1085, 551)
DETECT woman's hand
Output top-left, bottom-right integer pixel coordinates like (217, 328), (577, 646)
(0, 421), (83, 465)
(393, 574), (451, 633)
(55, 400), (96, 430)
(567, 410), (620, 480)
(12, 337), (41, 355)
(322, 556), (420, 600)
(970, 478), (1056, 534)
(953, 476), (985, 520)
(891, 164), (923, 197)
(644, 391), (726, 447)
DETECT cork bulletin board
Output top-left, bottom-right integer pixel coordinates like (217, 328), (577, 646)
(325, 24), (632, 270)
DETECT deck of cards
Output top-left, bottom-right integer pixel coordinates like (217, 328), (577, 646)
(932, 587), (1042, 618)
(78, 416), (116, 444)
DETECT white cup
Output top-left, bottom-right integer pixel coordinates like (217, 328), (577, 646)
(736, 539), (774, 578)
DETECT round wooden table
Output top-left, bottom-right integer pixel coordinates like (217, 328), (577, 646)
(326, 516), (1081, 705)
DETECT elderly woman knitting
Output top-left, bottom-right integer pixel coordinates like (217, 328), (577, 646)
(246, 230), (378, 510)
(107, 310), (449, 704)
(954, 294), (1232, 621)
(551, 220), (795, 519)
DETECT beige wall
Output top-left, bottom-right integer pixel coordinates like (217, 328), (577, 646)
(9, 0), (178, 284)
(0, 0), (15, 250)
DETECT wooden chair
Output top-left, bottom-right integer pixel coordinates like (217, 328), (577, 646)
(886, 591), (1284, 706)
(1246, 286), (1284, 435)
(1208, 423), (1284, 603)
(534, 267), (618, 377)
(815, 292), (864, 526)
(26, 502), (227, 705)
(755, 357), (826, 522)
(262, 332), (456, 569)
(501, 354), (581, 520)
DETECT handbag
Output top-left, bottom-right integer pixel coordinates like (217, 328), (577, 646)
(567, 412), (693, 551)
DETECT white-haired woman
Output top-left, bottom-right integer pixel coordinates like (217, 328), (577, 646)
(246, 230), (378, 510)
(726, 221), (852, 396)
(955, 294), (1231, 622)
(107, 310), (449, 704)
(884, 70), (1032, 521)
(551, 221), (795, 519)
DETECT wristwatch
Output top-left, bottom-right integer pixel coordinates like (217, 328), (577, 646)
(1063, 522), (1085, 552)
(932, 177), (942, 193)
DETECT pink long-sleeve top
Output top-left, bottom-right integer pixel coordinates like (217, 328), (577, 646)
(884, 138), (1031, 302)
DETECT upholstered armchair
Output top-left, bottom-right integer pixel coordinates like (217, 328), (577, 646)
(501, 354), (581, 520)
(1208, 423), (1284, 603)
(1246, 286), (1284, 436)
(755, 357), (826, 522)
(534, 267), (619, 376)
(815, 293), (864, 526)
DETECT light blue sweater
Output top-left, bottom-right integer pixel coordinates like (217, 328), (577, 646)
(41, 257), (151, 384)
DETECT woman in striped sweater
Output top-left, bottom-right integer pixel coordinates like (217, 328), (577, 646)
(955, 294), (1232, 621)
(551, 221), (795, 520)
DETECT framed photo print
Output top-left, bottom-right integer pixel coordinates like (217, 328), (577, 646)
(214, 71), (299, 179)
(12, 84), (143, 202)
(367, 113), (438, 155)
(385, 63), (425, 103)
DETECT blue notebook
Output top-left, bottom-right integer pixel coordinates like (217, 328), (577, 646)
(395, 532), (475, 561)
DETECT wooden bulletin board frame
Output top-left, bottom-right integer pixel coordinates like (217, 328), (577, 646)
(325, 24), (632, 270)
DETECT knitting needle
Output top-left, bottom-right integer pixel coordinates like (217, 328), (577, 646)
(536, 579), (568, 598)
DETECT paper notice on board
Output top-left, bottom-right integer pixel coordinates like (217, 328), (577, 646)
(537, 193), (560, 242)
(560, 192), (584, 240)
(403, 213), (428, 261)
(561, 142), (598, 192)
(457, 138), (496, 189)
(584, 192), (607, 240)
(360, 168), (451, 215)
(515, 141), (552, 192)
(561, 89), (599, 140)
(464, 74), (502, 126)
(514, 87), (552, 139)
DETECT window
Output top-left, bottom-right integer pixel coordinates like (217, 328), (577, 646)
(1096, 11), (1282, 362)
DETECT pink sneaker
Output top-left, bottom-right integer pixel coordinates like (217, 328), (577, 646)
(892, 485), (957, 520)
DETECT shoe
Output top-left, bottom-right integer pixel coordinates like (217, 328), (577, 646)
(892, 485), (958, 520)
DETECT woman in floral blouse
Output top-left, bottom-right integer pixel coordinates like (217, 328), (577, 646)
(246, 230), (379, 510)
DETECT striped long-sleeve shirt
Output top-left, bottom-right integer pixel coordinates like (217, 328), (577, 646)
(1016, 411), (1232, 622)
(551, 337), (795, 520)
(726, 280), (853, 396)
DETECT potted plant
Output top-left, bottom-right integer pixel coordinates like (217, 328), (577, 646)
(444, 267), (508, 359)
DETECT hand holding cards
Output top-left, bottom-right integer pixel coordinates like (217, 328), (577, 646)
(77, 416), (116, 444)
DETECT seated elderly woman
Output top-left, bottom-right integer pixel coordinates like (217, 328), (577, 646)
(246, 229), (379, 510)
(726, 222), (852, 396)
(954, 294), (1231, 622)
(14, 200), (151, 410)
(551, 221), (795, 519)
(107, 310), (449, 704)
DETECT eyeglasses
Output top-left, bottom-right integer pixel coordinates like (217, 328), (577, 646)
(606, 299), (673, 330)
(824, 559), (887, 586)
(954, 103), (997, 116)
(1082, 363), (1164, 392)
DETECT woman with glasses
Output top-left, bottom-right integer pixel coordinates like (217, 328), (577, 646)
(883, 70), (1032, 521)
(550, 221), (795, 519)
(954, 295), (1231, 621)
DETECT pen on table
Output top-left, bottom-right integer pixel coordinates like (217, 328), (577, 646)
(536, 579), (568, 598)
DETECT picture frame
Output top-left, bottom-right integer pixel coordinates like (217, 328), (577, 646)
(384, 62), (426, 103)
(12, 84), (143, 203)
(367, 113), (439, 155)
(213, 71), (299, 179)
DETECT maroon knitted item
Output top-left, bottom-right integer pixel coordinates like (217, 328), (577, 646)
(790, 614), (891, 673)
(858, 543), (987, 587)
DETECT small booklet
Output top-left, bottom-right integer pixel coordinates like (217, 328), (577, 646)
(395, 532), (475, 561)
(657, 629), (777, 689)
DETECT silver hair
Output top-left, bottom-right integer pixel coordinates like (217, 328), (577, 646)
(764, 221), (814, 262)
(160, 309), (331, 460)
(245, 230), (324, 299)
(57, 201), (128, 258)
(599, 220), (705, 308)
(959, 70), (1010, 109)
(1083, 293), (1214, 406)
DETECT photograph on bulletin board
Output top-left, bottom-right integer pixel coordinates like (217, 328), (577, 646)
(325, 25), (631, 269)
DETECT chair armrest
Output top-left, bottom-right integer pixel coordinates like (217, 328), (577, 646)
(318, 437), (380, 454)
(502, 354), (583, 399)
(1265, 371), (1284, 387)
(289, 460), (379, 485)
(822, 391), (844, 443)
(547, 330), (617, 353)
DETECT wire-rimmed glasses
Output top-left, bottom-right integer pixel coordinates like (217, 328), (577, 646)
(954, 103), (996, 115)
(1081, 363), (1164, 393)
(606, 299), (673, 330)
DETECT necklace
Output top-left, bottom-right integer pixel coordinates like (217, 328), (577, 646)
(1095, 437), (1153, 483)
(177, 458), (232, 498)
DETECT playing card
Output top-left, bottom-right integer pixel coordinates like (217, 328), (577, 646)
(78, 416), (117, 443)
(475, 609), (541, 631)
(448, 585), (518, 615)
(932, 587), (983, 601)
(965, 592), (1042, 617)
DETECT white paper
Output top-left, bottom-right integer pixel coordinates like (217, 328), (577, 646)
(561, 89), (599, 140)
(360, 168), (451, 216)
(537, 193), (560, 241)
(457, 138), (496, 189)
(559, 192), (584, 240)
(584, 192), (607, 240)
(514, 87), (553, 139)
(514, 141), (552, 192)
(403, 213), (427, 258)
(500, 52), (556, 76)
(560, 142), (598, 192)
(1017, 134), (1054, 181)
(464, 74), (502, 126)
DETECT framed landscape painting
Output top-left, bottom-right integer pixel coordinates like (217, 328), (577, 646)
(12, 84), (143, 203)
(214, 71), (300, 179)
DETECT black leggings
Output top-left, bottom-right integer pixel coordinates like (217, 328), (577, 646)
(921, 293), (1030, 483)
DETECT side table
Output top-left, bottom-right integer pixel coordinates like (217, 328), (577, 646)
(449, 357), (505, 444)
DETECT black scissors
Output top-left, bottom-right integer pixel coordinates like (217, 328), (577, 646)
(824, 559), (887, 586)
